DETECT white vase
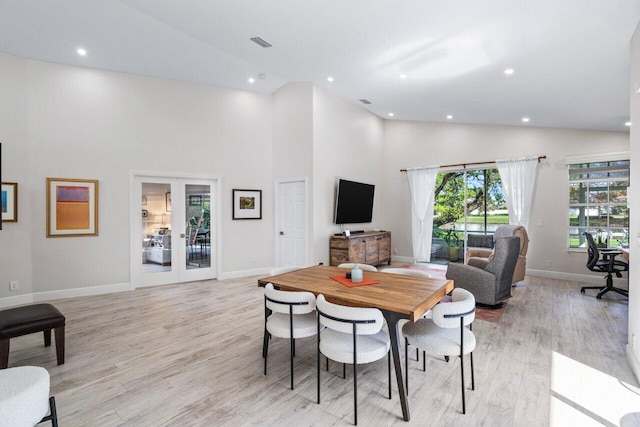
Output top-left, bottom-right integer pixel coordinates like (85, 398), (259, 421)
(351, 264), (363, 283)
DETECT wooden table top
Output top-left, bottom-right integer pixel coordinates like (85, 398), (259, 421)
(258, 265), (454, 322)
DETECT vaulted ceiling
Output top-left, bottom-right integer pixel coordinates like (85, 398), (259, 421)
(1, 0), (639, 131)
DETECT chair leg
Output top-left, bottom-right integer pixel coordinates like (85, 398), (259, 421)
(54, 326), (65, 365)
(39, 396), (58, 427)
(423, 351), (426, 372)
(44, 329), (52, 347)
(290, 336), (295, 390)
(263, 329), (269, 375)
(354, 361), (358, 425)
(470, 351), (475, 390)
(460, 353), (466, 414)
(416, 347), (419, 361)
(0, 338), (9, 369)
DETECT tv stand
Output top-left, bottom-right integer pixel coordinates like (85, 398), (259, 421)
(330, 231), (391, 266)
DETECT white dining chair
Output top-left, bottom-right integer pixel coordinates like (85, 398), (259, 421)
(264, 283), (319, 390)
(402, 288), (476, 414)
(0, 366), (58, 426)
(337, 263), (378, 272)
(380, 268), (431, 278)
(316, 294), (391, 425)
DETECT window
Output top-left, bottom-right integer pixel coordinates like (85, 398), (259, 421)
(568, 158), (629, 249)
(432, 168), (508, 262)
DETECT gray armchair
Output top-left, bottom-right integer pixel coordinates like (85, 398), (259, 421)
(446, 236), (521, 308)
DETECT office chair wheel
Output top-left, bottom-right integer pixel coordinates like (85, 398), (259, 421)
(580, 289), (585, 294)
(597, 294), (602, 299)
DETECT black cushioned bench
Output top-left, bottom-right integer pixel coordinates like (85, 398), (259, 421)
(0, 303), (65, 369)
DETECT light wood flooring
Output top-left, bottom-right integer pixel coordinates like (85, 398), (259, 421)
(6, 274), (636, 426)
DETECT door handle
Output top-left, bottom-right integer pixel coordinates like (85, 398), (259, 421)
(280, 231), (285, 235)
(180, 233), (186, 238)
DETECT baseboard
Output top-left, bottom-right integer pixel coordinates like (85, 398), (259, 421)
(0, 293), (35, 309)
(626, 344), (640, 385)
(526, 269), (629, 287)
(33, 282), (131, 302)
(0, 282), (131, 309)
(218, 266), (271, 280)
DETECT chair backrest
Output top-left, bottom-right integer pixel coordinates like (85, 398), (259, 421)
(381, 268), (431, 278)
(316, 294), (383, 335)
(467, 234), (494, 249)
(484, 236), (520, 297)
(432, 288), (475, 328)
(270, 265), (303, 276)
(337, 263), (378, 272)
(494, 225), (529, 257)
(264, 283), (316, 315)
(583, 232), (601, 270)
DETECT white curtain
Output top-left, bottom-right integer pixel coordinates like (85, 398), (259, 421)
(407, 166), (439, 262)
(496, 156), (539, 230)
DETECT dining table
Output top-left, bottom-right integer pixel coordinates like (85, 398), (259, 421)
(257, 264), (454, 422)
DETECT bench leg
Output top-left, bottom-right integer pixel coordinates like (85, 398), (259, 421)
(54, 326), (65, 365)
(44, 329), (52, 347)
(0, 338), (9, 369)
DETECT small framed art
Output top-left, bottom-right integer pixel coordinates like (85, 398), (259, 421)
(1, 182), (17, 222)
(232, 189), (262, 220)
(46, 178), (98, 237)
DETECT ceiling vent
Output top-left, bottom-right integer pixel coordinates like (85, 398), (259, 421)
(359, 99), (372, 105)
(250, 37), (272, 48)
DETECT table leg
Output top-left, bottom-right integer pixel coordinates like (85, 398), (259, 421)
(381, 309), (410, 422)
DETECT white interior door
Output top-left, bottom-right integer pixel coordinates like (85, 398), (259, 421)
(131, 174), (218, 288)
(276, 179), (307, 267)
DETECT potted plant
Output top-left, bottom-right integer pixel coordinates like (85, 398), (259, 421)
(441, 227), (461, 261)
(596, 229), (608, 248)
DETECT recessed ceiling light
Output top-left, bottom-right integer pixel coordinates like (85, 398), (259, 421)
(77, 48), (87, 56)
(625, 121), (632, 126)
(248, 77), (255, 84)
(388, 112), (395, 117)
(327, 77), (334, 82)
(522, 117), (530, 123)
(504, 68), (514, 75)
(446, 115), (453, 120)
(399, 74), (407, 79)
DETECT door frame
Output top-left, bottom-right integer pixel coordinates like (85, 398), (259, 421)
(129, 170), (222, 289)
(274, 177), (309, 267)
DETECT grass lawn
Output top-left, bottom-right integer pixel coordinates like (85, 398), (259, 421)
(465, 214), (510, 224)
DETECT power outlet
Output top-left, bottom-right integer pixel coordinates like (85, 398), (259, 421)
(9, 281), (19, 291)
(545, 260), (552, 268)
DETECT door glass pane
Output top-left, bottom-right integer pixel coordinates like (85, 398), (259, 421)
(185, 184), (211, 269)
(141, 182), (172, 273)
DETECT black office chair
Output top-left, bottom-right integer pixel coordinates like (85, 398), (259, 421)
(580, 232), (628, 299)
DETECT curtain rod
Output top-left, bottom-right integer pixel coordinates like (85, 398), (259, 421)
(400, 155), (547, 172)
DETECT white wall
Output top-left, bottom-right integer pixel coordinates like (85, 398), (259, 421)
(628, 22), (640, 383)
(382, 120), (629, 275)
(0, 54), (274, 299)
(312, 86), (385, 265)
(272, 83), (314, 263)
(0, 52), (32, 301)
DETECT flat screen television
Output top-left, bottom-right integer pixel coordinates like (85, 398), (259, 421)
(334, 179), (375, 224)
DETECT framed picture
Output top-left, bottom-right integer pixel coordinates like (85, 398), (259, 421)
(189, 195), (202, 206)
(165, 192), (171, 212)
(46, 178), (98, 237)
(142, 209), (148, 218)
(1, 182), (18, 222)
(233, 189), (262, 220)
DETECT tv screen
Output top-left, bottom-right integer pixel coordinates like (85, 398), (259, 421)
(334, 179), (375, 224)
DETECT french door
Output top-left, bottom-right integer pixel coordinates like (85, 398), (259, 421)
(131, 174), (218, 288)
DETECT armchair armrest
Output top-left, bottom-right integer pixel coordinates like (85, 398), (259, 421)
(468, 258), (490, 269)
